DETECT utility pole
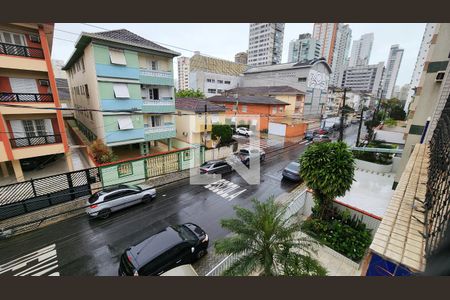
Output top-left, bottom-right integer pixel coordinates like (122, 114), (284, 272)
(204, 103), (208, 149)
(356, 107), (365, 147)
(338, 88), (348, 142)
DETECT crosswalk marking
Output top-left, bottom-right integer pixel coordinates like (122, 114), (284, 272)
(204, 179), (247, 201)
(0, 244), (59, 276)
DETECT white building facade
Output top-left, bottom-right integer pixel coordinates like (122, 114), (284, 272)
(404, 23), (437, 112)
(341, 62), (385, 97)
(288, 33), (321, 63)
(247, 23), (285, 66)
(382, 44), (404, 99)
(177, 56), (190, 91)
(349, 33), (374, 67)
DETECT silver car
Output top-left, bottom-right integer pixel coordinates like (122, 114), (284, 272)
(86, 184), (156, 219)
(282, 162), (302, 182)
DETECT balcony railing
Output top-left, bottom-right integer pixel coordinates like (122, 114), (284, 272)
(144, 123), (176, 141)
(0, 92), (53, 103)
(142, 98), (175, 113)
(139, 69), (174, 86)
(0, 42), (44, 59)
(139, 69), (173, 78)
(10, 134), (62, 148)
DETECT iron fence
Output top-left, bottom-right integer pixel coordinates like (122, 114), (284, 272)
(10, 134), (62, 148)
(424, 95), (450, 257)
(0, 92), (53, 103)
(0, 168), (100, 221)
(0, 42), (44, 59)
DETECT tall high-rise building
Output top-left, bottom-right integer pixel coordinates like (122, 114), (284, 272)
(349, 33), (374, 67)
(398, 84), (410, 102)
(247, 23), (285, 66)
(341, 62), (385, 97)
(313, 23), (352, 87)
(287, 33), (321, 63)
(404, 23), (437, 112)
(177, 56), (190, 91)
(382, 44), (404, 99)
(234, 51), (248, 64)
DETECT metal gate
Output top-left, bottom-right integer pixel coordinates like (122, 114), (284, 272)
(145, 152), (179, 178)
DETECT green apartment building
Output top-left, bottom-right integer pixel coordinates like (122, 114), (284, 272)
(63, 29), (180, 158)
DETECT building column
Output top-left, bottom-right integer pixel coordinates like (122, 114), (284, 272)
(11, 160), (24, 182)
(65, 151), (74, 172)
(1, 162), (9, 177)
(167, 138), (172, 151)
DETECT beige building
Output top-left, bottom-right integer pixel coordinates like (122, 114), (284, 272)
(234, 52), (248, 65)
(0, 23), (72, 182)
(394, 23), (450, 187)
(175, 98), (226, 148)
(177, 56), (190, 91)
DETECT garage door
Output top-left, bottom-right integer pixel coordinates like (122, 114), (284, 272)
(268, 122), (286, 136)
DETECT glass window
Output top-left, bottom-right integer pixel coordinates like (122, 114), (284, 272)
(242, 105), (248, 112)
(34, 119), (46, 136)
(272, 106), (277, 114)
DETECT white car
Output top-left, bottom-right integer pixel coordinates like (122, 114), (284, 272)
(236, 127), (253, 137)
(86, 184), (156, 219)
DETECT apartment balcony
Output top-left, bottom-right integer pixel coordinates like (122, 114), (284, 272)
(139, 69), (174, 86)
(10, 134), (62, 148)
(142, 99), (175, 113)
(0, 92), (53, 103)
(144, 123), (176, 141)
(0, 42), (47, 72)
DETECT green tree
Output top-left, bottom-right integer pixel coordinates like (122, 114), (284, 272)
(175, 89), (205, 99)
(214, 198), (325, 276)
(299, 142), (355, 220)
(211, 124), (233, 145)
(389, 106), (406, 120)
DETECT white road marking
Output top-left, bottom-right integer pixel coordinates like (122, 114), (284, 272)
(204, 179), (247, 201)
(0, 244), (59, 276)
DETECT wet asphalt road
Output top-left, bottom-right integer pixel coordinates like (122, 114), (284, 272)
(0, 125), (361, 276)
(0, 138), (310, 276)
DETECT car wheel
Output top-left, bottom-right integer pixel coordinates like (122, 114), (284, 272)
(196, 249), (207, 260)
(98, 209), (111, 219)
(142, 194), (153, 203)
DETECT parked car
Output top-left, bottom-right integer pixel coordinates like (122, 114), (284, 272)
(236, 127), (253, 137)
(86, 184), (156, 219)
(118, 223), (209, 276)
(351, 119), (359, 124)
(282, 162), (302, 182)
(235, 147), (265, 165)
(312, 134), (331, 143)
(314, 128), (329, 135)
(200, 160), (233, 174)
(20, 154), (63, 171)
(304, 131), (315, 141)
(161, 264), (198, 276)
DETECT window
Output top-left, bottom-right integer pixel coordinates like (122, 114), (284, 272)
(149, 116), (161, 127)
(81, 57), (85, 72)
(279, 106), (284, 113)
(242, 105), (248, 112)
(224, 81), (231, 84)
(117, 116), (134, 130)
(151, 60), (158, 70)
(113, 83), (130, 98)
(85, 84), (90, 98)
(148, 88), (159, 100)
(118, 162), (133, 177)
(217, 80), (223, 84)
(109, 48), (127, 65)
(272, 106), (277, 114)
(207, 89), (217, 94)
(206, 79), (215, 83)
(0, 31), (26, 46)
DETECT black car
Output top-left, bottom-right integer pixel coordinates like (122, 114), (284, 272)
(304, 131), (315, 141)
(119, 223), (209, 276)
(199, 160), (233, 174)
(20, 154), (63, 171)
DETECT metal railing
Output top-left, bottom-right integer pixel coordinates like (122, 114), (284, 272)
(144, 124), (175, 133)
(0, 92), (53, 103)
(205, 188), (308, 276)
(142, 99), (175, 106)
(350, 146), (403, 154)
(0, 42), (44, 59)
(139, 69), (173, 78)
(10, 134), (62, 148)
(424, 95), (450, 257)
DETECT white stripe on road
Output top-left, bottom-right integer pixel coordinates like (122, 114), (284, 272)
(0, 244), (59, 276)
(204, 179), (247, 201)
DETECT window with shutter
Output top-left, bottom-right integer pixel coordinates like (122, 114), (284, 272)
(109, 48), (127, 65)
(113, 83), (130, 98)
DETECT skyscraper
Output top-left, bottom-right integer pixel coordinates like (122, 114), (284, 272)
(177, 56), (190, 91)
(313, 23), (352, 87)
(382, 44), (404, 99)
(247, 23), (285, 66)
(287, 33), (321, 63)
(404, 23), (437, 111)
(349, 33), (374, 67)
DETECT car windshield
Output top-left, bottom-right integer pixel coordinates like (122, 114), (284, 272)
(239, 149), (249, 154)
(173, 225), (197, 241)
(286, 163), (300, 172)
(119, 184), (142, 191)
(201, 162), (214, 168)
(88, 192), (103, 204)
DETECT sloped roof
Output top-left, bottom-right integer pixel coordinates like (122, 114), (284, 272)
(175, 98), (226, 113)
(207, 95), (289, 106)
(225, 86), (305, 95)
(190, 54), (248, 76)
(244, 58), (331, 74)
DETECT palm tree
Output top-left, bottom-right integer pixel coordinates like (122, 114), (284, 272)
(214, 197), (326, 276)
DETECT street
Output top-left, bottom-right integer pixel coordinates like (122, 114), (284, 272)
(0, 125), (361, 276)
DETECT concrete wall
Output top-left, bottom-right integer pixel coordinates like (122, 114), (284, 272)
(204, 144), (235, 161)
(355, 159), (393, 173)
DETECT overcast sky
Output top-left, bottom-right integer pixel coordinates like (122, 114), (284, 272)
(52, 23), (426, 86)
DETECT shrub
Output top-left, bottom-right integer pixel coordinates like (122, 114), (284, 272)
(301, 212), (372, 262)
(211, 124), (233, 146)
(90, 139), (117, 164)
(383, 118), (397, 127)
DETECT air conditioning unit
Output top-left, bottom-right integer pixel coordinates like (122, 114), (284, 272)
(29, 35), (40, 43)
(39, 79), (50, 86)
(183, 132), (188, 136)
(435, 71), (445, 82)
